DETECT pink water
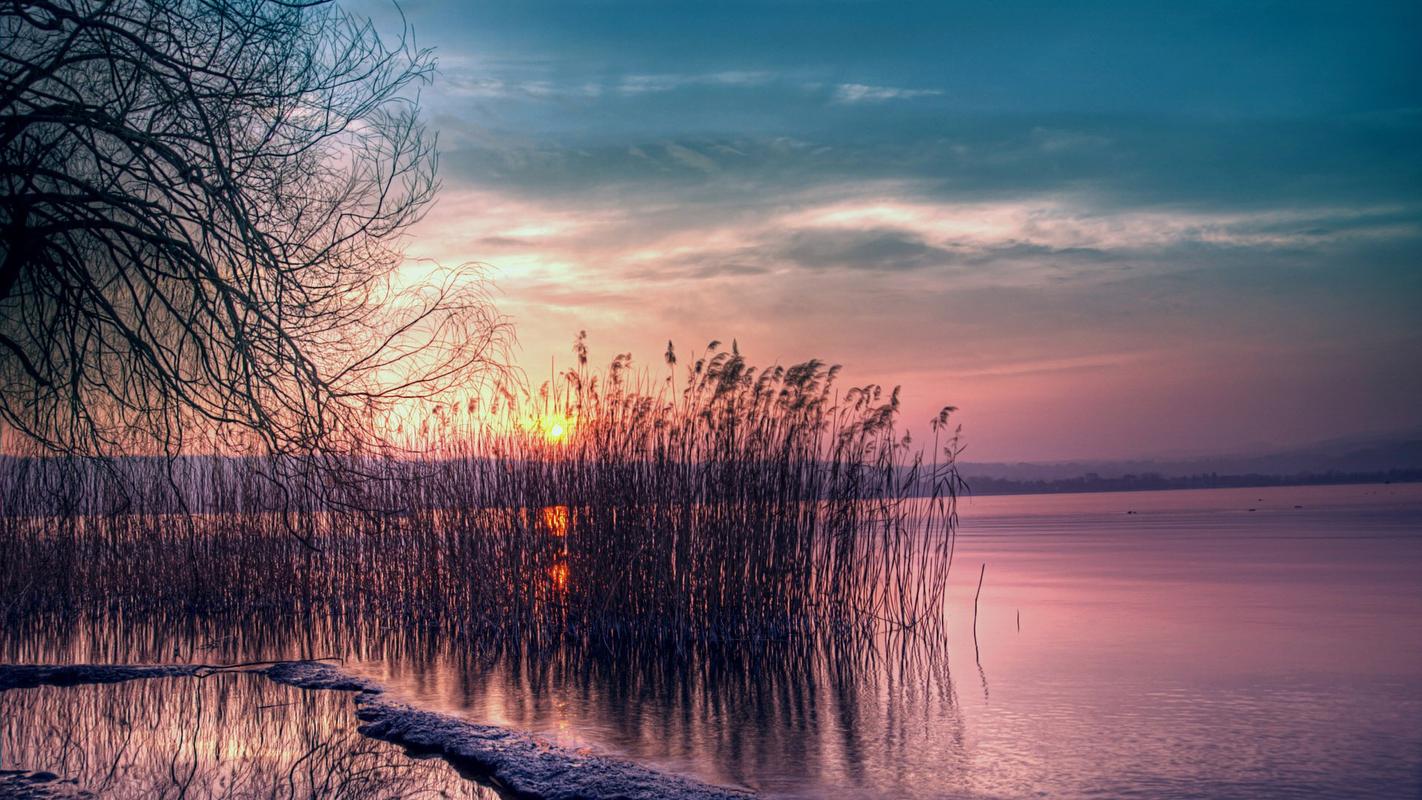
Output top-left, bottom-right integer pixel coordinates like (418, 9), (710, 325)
(361, 483), (1422, 798)
(5, 483), (1420, 798)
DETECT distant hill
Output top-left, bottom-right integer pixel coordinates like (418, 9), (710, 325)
(957, 429), (1422, 494)
(960, 430), (1422, 481)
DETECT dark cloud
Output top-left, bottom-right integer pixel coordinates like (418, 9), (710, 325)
(776, 228), (954, 272)
(436, 112), (1422, 222)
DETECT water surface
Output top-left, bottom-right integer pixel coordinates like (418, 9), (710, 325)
(0, 673), (491, 798)
(5, 483), (1421, 798)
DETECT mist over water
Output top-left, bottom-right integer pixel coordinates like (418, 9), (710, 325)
(4, 483), (1419, 798)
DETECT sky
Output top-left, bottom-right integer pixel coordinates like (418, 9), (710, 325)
(356, 0), (1421, 462)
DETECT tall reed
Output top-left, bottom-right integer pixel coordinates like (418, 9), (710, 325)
(1, 340), (963, 648)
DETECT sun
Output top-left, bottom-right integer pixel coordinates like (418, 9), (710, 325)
(519, 410), (573, 444)
(535, 412), (572, 444)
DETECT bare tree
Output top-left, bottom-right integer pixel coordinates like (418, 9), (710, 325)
(0, 0), (507, 472)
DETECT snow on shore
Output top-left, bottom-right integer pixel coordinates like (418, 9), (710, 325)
(267, 660), (752, 800)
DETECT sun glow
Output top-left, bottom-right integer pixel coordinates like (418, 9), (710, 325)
(533, 412), (573, 444)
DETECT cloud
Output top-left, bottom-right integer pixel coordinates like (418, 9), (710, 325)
(440, 70), (784, 102)
(442, 76), (564, 99)
(438, 64), (605, 101)
(662, 143), (719, 173)
(780, 194), (1421, 261)
(430, 105), (1422, 236)
(832, 83), (943, 103)
(776, 227), (954, 272)
(617, 71), (775, 95)
(410, 178), (1422, 303)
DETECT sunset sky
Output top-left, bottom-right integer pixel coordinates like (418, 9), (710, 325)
(359, 0), (1421, 462)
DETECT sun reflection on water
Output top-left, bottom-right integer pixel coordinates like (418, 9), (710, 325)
(542, 504), (569, 537)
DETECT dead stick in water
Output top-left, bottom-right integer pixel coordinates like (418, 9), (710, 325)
(973, 563), (986, 661)
(973, 563), (986, 632)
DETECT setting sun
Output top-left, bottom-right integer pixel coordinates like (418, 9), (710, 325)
(535, 411), (573, 444)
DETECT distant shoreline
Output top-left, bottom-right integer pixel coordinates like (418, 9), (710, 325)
(961, 469), (1422, 497)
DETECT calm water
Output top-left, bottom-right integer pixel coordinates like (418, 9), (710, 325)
(5, 483), (1422, 798)
(0, 674), (492, 799)
(342, 483), (1422, 798)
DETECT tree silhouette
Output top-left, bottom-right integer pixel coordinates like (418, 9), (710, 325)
(0, 0), (505, 466)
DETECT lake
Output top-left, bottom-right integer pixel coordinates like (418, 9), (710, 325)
(4, 483), (1421, 798)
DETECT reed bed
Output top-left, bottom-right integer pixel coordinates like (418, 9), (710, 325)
(1, 341), (963, 647)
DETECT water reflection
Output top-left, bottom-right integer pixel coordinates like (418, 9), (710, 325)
(0, 604), (962, 796)
(541, 505), (569, 538)
(3, 485), (1421, 798)
(544, 505), (571, 594)
(0, 673), (493, 799)
(358, 634), (963, 795)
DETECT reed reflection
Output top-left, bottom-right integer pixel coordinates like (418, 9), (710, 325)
(0, 673), (494, 799)
(404, 633), (966, 794)
(2, 600), (963, 797)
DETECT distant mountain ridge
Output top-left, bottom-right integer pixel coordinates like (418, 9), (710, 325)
(959, 429), (1422, 484)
